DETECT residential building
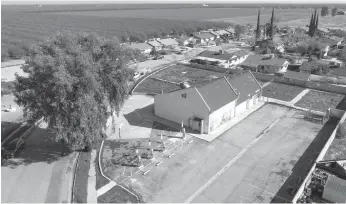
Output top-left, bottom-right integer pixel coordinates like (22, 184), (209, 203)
(195, 50), (250, 68)
(240, 54), (289, 73)
(157, 38), (179, 49)
(154, 71), (262, 134)
(225, 27), (235, 36)
(128, 43), (153, 54)
(147, 39), (163, 50)
(209, 31), (220, 39)
(337, 10), (346, 15)
(215, 29), (231, 37)
(193, 32), (215, 44)
(284, 70), (311, 81)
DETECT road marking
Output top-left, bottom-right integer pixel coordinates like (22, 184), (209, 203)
(184, 117), (283, 203)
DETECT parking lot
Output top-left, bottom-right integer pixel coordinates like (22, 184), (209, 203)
(107, 104), (323, 203)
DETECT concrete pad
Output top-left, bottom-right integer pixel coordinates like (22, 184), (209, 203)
(1, 94), (24, 123)
(190, 107), (323, 203)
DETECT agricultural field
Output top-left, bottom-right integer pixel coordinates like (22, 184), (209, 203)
(294, 90), (345, 112)
(262, 82), (305, 102)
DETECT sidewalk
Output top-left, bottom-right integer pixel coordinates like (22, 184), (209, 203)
(188, 101), (265, 142)
(290, 89), (310, 104)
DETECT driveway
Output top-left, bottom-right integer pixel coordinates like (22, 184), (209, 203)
(1, 122), (76, 203)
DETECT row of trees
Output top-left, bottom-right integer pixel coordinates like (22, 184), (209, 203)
(321, 6), (340, 17)
(308, 9), (319, 37)
(255, 7), (277, 41)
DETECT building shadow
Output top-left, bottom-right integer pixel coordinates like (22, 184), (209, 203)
(123, 103), (199, 135)
(336, 95), (346, 111)
(1, 126), (72, 169)
(270, 117), (339, 203)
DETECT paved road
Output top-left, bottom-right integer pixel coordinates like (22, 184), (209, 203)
(1, 122), (76, 203)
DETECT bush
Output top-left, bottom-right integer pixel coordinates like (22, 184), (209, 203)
(336, 123), (346, 139)
(7, 46), (24, 59)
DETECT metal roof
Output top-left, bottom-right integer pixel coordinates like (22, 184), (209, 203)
(322, 175), (346, 203)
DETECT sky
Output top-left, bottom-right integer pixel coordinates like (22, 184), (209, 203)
(2, 0), (346, 5)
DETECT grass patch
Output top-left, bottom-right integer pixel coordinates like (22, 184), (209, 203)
(73, 151), (91, 203)
(324, 121), (346, 160)
(134, 78), (180, 95)
(295, 90), (345, 112)
(151, 64), (232, 84)
(95, 149), (110, 191)
(97, 185), (140, 203)
(262, 82), (305, 101)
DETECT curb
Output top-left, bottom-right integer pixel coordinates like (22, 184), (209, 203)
(98, 140), (141, 203)
(70, 152), (81, 204)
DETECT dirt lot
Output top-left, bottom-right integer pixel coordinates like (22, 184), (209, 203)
(262, 83), (305, 102)
(100, 104), (324, 203)
(151, 64), (232, 84)
(133, 78), (180, 95)
(294, 90), (345, 112)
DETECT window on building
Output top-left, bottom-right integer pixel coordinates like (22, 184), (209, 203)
(182, 93), (187, 98)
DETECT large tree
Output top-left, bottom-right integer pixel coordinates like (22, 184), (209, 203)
(256, 9), (261, 40)
(269, 7), (275, 39)
(234, 24), (245, 39)
(332, 8), (338, 17)
(14, 32), (134, 150)
(321, 6), (329, 17)
(308, 13), (315, 37)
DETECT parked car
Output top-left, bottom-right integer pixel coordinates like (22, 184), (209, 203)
(153, 55), (164, 60)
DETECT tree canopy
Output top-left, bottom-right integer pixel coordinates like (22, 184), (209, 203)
(234, 25), (245, 39)
(14, 32), (134, 150)
(321, 6), (329, 17)
(332, 8), (338, 16)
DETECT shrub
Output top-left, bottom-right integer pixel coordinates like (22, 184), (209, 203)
(336, 123), (346, 139)
(7, 46), (24, 59)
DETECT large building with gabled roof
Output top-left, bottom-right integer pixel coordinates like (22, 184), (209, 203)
(154, 71), (262, 134)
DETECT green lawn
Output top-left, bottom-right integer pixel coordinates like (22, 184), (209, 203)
(324, 121), (346, 161)
(262, 82), (305, 102)
(295, 90), (345, 112)
(134, 77), (180, 95)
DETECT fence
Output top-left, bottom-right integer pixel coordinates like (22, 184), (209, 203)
(292, 111), (346, 203)
(180, 62), (243, 75)
(253, 72), (346, 95)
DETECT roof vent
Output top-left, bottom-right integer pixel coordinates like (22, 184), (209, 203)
(180, 82), (190, 89)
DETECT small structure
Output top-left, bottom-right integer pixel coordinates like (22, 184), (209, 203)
(209, 30), (220, 39)
(299, 61), (330, 74)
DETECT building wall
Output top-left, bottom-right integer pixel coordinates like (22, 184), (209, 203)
(154, 88), (210, 131)
(209, 100), (236, 132)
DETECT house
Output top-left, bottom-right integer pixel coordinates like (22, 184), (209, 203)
(157, 38), (179, 49)
(154, 71), (262, 134)
(337, 10), (346, 15)
(147, 39), (163, 50)
(225, 27), (235, 36)
(193, 32), (215, 44)
(239, 54), (263, 71)
(215, 30), (231, 37)
(322, 175), (346, 203)
(209, 31), (220, 39)
(259, 57), (290, 73)
(284, 70), (311, 81)
(128, 43), (153, 54)
(329, 36), (344, 47)
(195, 50), (250, 68)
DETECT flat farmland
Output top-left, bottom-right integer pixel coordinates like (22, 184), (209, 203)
(52, 8), (312, 21)
(106, 104), (324, 203)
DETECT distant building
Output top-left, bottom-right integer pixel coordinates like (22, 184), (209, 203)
(299, 61), (330, 73)
(193, 32), (215, 44)
(157, 38), (179, 49)
(128, 43), (153, 54)
(154, 71), (262, 134)
(215, 30), (232, 38)
(195, 50), (250, 68)
(209, 31), (220, 39)
(240, 54), (289, 74)
(147, 39), (163, 50)
(284, 70), (311, 81)
(337, 10), (346, 15)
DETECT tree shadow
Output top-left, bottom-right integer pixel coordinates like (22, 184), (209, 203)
(270, 117), (339, 203)
(1, 121), (21, 142)
(1, 126), (72, 169)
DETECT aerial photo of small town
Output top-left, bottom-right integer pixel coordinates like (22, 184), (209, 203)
(1, 0), (346, 203)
